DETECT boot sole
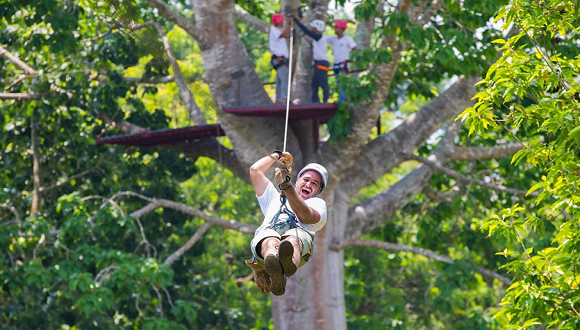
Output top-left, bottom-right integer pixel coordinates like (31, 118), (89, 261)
(279, 240), (297, 277)
(264, 255), (286, 296)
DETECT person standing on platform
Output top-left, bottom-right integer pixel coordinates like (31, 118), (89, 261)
(293, 18), (330, 103)
(327, 20), (357, 103)
(269, 13), (291, 104)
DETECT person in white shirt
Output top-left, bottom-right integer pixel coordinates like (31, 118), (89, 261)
(293, 18), (330, 103)
(247, 151), (328, 296)
(327, 20), (357, 102)
(269, 13), (291, 104)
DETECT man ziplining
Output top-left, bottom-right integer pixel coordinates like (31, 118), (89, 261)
(246, 151), (328, 296)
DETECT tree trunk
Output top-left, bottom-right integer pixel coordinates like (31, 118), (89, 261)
(191, 0), (303, 167)
(271, 189), (348, 330)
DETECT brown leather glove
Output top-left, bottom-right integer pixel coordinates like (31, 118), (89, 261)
(274, 166), (292, 190)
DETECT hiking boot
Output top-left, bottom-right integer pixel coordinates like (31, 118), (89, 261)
(264, 255), (286, 296)
(278, 240), (297, 277)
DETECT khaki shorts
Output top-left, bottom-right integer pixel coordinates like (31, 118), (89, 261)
(250, 227), (314, 268)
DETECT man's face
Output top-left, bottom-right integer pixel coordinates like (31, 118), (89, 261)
(295, 170), (323, 200)
(334, 27), (345, 36)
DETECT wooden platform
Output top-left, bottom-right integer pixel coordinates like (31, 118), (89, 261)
(222, 103), (337, 121)
(96, 124), (225, 146)
(96, 103), (337, 146)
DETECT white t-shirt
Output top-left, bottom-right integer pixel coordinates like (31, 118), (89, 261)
(312, 35), (330, 62)
(327, 35), (357, 63)
(269, 27), (289, 58)
(257, 182), (327, 236)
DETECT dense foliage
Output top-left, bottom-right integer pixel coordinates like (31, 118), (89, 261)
(1, 0), (578, 329)
(461, 0), (580, 328)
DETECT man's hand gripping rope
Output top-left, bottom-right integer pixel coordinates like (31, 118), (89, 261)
(274, 151), (293, 191)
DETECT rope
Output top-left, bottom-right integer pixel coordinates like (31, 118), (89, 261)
(282, 20), (294, 153)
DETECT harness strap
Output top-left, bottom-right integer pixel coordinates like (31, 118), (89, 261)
(316, 64), (330, 71)
(266, 192), (303, 231)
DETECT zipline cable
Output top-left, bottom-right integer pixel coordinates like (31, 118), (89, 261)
(282, 19), (294, 153)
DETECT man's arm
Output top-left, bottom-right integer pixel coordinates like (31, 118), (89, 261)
(282, 186), (321, 224)
(249, 153), (281, 196)
(280, 22), (291, 38)
(293, 18), (322, 41)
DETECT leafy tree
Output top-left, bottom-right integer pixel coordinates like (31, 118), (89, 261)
(462, 0), (580, 328)
(3, 0), (576, 329)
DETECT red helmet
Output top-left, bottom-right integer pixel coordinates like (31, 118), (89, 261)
(334, 20), (347, 29)
(272, 13), (284, 24)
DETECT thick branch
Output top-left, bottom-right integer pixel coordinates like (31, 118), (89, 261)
(130, 202), (160, 218)
(234, 5), (269, 33)
(116, 191), (257, 234)
(422, 185), (461, 203)
(408, 154), (537, 197)
(451, 144), (524, 161)
(341, 77), (478, 196)
(0, 46), (37, 75)
(164, 223), (211, 265)
(346, 122), (462, 238)
(145, 0), (211, 50)
(0, 92), (49, 100)
(336, 239), (511, 286)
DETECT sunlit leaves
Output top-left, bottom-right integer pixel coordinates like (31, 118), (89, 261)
(465, 0), (580, 327)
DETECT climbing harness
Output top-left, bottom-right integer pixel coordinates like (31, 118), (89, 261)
(266, 193), (303, 231)
(270, 55), (287, 70)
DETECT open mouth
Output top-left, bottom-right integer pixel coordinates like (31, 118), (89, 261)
(301, 188), (311, 196)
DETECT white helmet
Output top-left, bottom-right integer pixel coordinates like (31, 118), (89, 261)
(298, 163), (329, 194)
(309, 20), (325, 32)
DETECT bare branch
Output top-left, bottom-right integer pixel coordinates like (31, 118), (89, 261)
(407, 153), (537, 197)
(0, 46), (37, 75)
(95, 264), (119, 283)
(164, 223), (211, 266)
(113, 191), (257, 234)
(39, 167), (98, 194)
(130, 202), (160, 218)
(32, 233), (45, 259)
(234, 5), (269, 33)
(145, 0), (211, 50)
(0, 92), (49, 100)
(422, 185), (461, 203)
(123, 75), (175, 84)
(451, 144), (524, 161)
(335, 239), (511, 286)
